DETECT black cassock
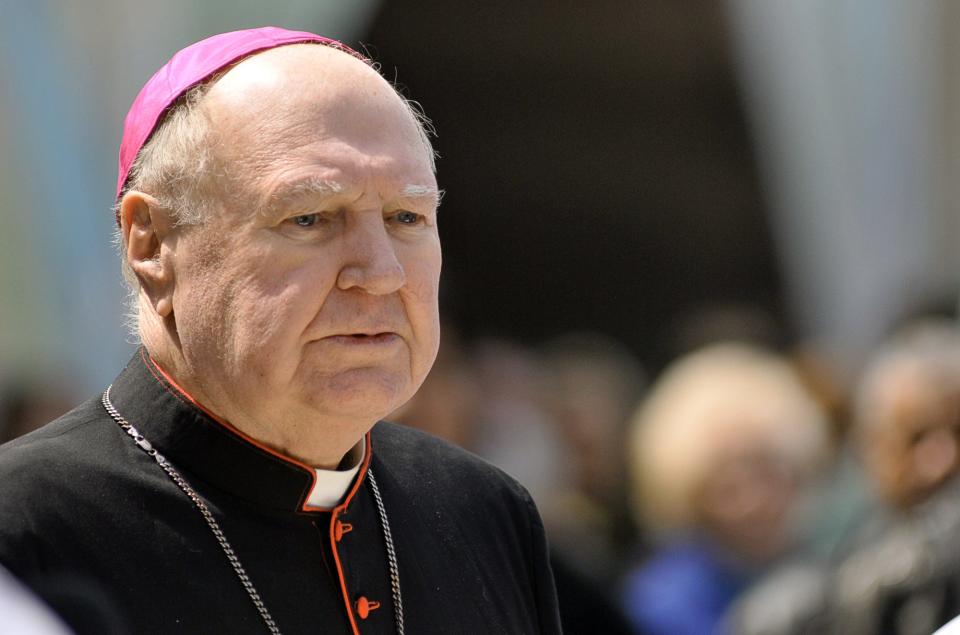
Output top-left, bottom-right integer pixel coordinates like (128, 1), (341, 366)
(0, 350), (561, 634)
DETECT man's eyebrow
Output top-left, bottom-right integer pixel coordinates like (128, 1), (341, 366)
(263, 177), (344, 215)
(399, 184), (445, 206)
(263, 179), (443, 214)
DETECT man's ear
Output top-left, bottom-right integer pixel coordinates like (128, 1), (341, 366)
(119, 191), (176, 318)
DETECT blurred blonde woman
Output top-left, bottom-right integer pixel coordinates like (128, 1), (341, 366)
(621, 343), (829, 635)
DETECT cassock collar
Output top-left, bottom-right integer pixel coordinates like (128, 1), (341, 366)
(306, 444), (365, 508)
(108, 348), (372, 515)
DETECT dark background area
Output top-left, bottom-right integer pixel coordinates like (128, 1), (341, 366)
(366, 0), (784, 369)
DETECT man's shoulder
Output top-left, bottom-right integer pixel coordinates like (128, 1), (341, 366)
(372, 419), (524, 483)
(0, 395), (126, 572)
(0, 396), (109, 465)
(0, 395), (120, 503)
(371, 421), (536, 508)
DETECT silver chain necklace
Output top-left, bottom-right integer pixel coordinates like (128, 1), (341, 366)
(102, 387), (405, 635)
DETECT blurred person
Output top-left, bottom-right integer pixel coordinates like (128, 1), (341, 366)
(730, 320), (960, 635)
(825, 320), (960, 634)
(538, 333), (646, 635)
(0, 563), (73, 635)
(395, 333), (636, 634)
(0, 375), (77, 443)
(0, 27), (560, 634)
(540, 333), (646, 584)
(936, 613), (960, 635)
(469, 338), (571, 507)
(784, 341), (866, 560)
(13, 570), (126, 635)
(854, 320), (960, 510)
(622, 343), (829, 635)
(388, 324), (481, 449)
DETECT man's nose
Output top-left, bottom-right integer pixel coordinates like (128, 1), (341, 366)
(336, 217), (406, 295)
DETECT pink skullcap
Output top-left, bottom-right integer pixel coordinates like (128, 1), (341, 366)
(116, 26), (363, 200)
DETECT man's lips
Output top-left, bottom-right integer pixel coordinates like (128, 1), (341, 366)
(320, 332), (401, 345)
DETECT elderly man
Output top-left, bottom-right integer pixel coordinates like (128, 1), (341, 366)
(0, 27), (561, 634)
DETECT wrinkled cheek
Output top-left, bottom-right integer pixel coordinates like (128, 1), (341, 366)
(228, 290), (304, 377)
(406, 247), (442, 308)
(406, 255), (440, 302)
(175, 280), (233, 360)
(405, 274), (442, 377)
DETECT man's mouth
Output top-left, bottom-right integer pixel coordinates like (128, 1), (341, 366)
(324, 332), (400, 345)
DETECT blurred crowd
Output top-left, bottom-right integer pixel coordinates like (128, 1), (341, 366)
(389, 307), (960, 635)
(5, 310), (960, 635)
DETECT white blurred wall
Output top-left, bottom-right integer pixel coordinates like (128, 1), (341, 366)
(0, 0), (379, 394)
(726, 0), (960, 375)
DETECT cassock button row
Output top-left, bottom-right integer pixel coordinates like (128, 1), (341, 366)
(355, 596), (380, 620)
(334, 520), (353, 542)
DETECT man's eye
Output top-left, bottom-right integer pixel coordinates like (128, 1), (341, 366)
(290, 214), (319, 227)
(393, 210), (421, 225)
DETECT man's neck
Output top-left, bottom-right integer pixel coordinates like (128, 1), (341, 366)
(143, 342), (369, 470)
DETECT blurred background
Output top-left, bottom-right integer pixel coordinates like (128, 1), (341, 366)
(2, 1), (960, 634)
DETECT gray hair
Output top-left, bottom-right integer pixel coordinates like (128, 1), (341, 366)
(112, 81), (218, 338)
(114, 48), (438, 337)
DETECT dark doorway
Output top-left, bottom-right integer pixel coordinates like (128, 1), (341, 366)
(364, 1), (783, 369)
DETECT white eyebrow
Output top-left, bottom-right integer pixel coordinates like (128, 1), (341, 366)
(276, 177), (343, 200)
(263, 177), (344, 215)
(264, 179), (443, 215)
(400, 184), (436, 198)
(400, 184), (445, 207)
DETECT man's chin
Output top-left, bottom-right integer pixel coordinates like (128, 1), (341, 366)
(300, 368), (413, 423)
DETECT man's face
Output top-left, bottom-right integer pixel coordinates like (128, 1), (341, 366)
(866, 367), (960, 508)
(165, 45), (441, 439)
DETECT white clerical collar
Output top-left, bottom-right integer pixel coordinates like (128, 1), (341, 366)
(305, 441), (366, 509)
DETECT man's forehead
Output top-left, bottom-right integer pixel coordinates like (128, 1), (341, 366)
(202, 49), (434, 201)
(207, 44), (384, 110)
(204, 46), (421, 159)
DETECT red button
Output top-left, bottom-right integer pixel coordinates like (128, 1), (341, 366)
(334, 520), (353, 542)
(356, 596), (380, 619)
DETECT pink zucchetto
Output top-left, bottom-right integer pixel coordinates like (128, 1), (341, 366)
(116, 26), (363, 200)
